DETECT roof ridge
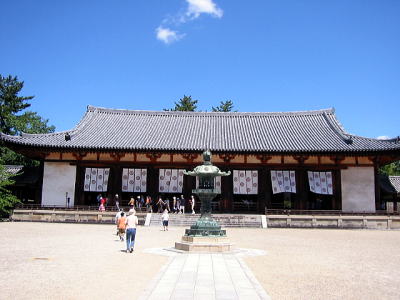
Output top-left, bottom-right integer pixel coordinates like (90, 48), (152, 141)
(86, 105), (335, 116)
(321, 112), (353, 144)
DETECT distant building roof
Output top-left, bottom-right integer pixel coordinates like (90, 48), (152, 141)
(1, 105), (400, 154)
(4, 165), (24, 175)
(379, 175), (400, 195)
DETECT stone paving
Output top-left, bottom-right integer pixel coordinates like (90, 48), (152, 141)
(1, 222), (400, 300)
(139, 251), (270, 300)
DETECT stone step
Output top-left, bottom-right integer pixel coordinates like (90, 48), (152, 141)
(149, 213), (263, 228)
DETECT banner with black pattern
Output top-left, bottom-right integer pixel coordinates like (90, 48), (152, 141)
(122, 168), (147, 193)
(84, 168), (110, 192)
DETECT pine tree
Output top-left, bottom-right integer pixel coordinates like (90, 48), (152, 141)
(212, 100), (235, 112)
(165, 95), (198, 111)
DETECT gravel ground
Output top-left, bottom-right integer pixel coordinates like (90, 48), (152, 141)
(0, 222), (399, 300)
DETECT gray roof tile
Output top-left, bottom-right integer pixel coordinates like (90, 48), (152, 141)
(1, 106), (400, 154)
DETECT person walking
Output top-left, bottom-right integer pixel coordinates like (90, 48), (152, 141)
(125, 209), (138, 253)
(99, 196), (106, 212)
(156, 197), (165, 213)
(190, 195), (196, 214)
(162, 208), (169, 231)
(128, 197), (135, 209)
(117, 212), (127, 241)
(114, 194), (120, 211)
(145, 196), (152, 212)
(179, 195), (185, 214)
(115, 209), (123, 236)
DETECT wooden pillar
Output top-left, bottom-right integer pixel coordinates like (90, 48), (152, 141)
(297, 170), (308, 210)
(374, 164), (381, 211)
(74, 164), (84, 205)
(109, 165), (121, 203)
(36, 161), (45, 205)
(264, 167), (272, 210)
(147, 165), (159, 201)
(334, 169), (342, 210)
(221, 167), (233, 213)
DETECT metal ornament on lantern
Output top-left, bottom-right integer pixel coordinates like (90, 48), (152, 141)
(183, 150), (231, 237)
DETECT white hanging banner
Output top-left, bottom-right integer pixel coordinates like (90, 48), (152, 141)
(159, 169), (184, 193)
(177, 170), (184, 193)
(320, 172), (328, 195)
(97, 168), (104, 192)
(89, 168), (98, 191)
(326, 172), (333, 195)
(313, 172), (322, 194)
(84, 168), (91, 191)
(159, 169), (165, 192)
(233, 170), (258, 195)
(271, 170), (280, 194)
(85, 168), (110, 192)
(308, 171), (333, 195)
(128, 169), (135, 192)
(170, 169), (178, 193)
(121, 168), (146, 193)
(289, 171), (296, 193)
(215, 176), (221, 194)
(141, 169), (147, 193)
(238, 170), (247, 194)
(233, 170), (240, 194)
(133, 169), (141, 192)
(308, 171), (315, 193)
(276, 171), (285, 193)
(283, 171), (291, 193)
(251, 170), (258, 194)
(271, 170), (296, 194)
(122, 168), (129, 192)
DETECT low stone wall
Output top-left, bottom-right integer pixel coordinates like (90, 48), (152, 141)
(267, 215), (400, 229)
(11, 210), (400, 229)
(11, 210), (146, 225)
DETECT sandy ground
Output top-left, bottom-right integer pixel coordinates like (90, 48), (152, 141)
(0, 222), (399, 300)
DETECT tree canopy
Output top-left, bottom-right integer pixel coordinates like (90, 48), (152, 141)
(380, 161), (400, 176)
(164, 95), (198, 111)
(165, 95), (236, 112)
(0, 165), (20, 217)
(212, 100), (236, 112)
(0, 74), (55, 166)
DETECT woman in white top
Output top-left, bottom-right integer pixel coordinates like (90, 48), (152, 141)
(125, 209), (138, 253)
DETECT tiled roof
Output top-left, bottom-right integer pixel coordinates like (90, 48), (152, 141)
(379, 175), (400, 194)
(4, 165), (24, 175)
(1, 105), (400, 154)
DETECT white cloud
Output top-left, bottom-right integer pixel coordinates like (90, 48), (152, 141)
(155, 0), (223, 44)
(156, 27), (184, 44)
(377, 135), (391, 140)
(186, 0), (223, 19)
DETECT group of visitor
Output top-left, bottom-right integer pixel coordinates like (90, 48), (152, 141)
(98, 193), (198, 215)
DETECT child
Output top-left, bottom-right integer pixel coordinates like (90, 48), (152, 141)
(162, 209), (169, 231)
(117, 212), (127, 241)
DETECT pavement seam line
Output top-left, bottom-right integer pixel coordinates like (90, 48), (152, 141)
(236, 256), (271, 300)
(138, 255), (175, 300)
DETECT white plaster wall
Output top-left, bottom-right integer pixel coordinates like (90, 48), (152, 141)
(341, 166), (376, 213)
(42, 162), (76, 207)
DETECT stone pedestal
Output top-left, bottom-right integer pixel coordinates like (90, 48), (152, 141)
(175, 236), (234, 252)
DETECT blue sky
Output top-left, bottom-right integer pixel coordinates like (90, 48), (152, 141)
(1, 0), (399, 138)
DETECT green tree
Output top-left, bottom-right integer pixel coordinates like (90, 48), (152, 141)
(0, 74), (55, 166)
(165, 95), (198, 111)
(212, 100), (236, 112)
(380, 161), (400, 176)
(0, 165), (20, 217)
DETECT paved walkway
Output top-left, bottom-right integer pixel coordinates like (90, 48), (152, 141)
(140, 252), (270, 300)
